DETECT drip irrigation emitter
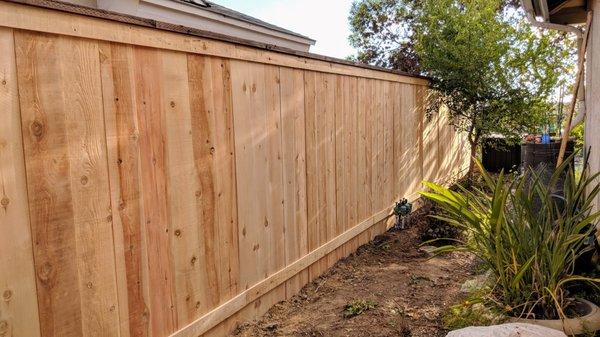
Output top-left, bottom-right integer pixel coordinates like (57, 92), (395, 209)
(393, 198), (412, 230)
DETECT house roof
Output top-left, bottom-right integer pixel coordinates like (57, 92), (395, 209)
(524, 0), (588, 24)
(4, 0), (428, 80)
(173, 0), (315, 43)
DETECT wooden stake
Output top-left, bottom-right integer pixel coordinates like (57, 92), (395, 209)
(557, 11), (593, 167)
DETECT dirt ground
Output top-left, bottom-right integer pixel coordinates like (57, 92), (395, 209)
(232, 204), (477, 337)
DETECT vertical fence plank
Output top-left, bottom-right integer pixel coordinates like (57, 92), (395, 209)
(334, 75), (347, 258)
(187, 54), (240, 314)
(231, 60), (285, 316)
(15, 31), (120, 337)
(15, 30), (83, 337)
(133, 46), (177, 337)
(304, 70), (319, 282)
(280, 67), (308, 298)
(305, 72), (337, 279)
(345, 76), (360, 254)
(61, 34), (121, 337)
(162, 50), (211, 327)
(99, 41), (150, 337)
(0, 27), (41, 337)
(357, 78), (373, 245)
(323, 73), (338, 269)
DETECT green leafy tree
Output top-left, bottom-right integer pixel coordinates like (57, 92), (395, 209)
(348, 0), (521, 73)
(348, 0), (422, 73)
(414, 0), (574, 174)
(349, 0), (574, 175)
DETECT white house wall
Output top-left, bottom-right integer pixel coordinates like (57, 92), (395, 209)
(586, 0), (600, 211)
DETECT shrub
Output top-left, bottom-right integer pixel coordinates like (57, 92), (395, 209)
(342, 299), (377, 318)
(420, 155), (600, 319)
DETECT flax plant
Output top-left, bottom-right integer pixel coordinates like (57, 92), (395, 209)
(421, 155), (600, 319)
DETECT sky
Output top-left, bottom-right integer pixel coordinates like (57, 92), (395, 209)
(213, 0), (357, 59)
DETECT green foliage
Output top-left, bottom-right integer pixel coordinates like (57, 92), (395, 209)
(342, 299), (378, 318)
(413, 0), (574, 172)
(420, 156), (600, 319)
(444, 297), (505, 330)
(348, 0), (422, 72)
(348, 0), (529, 74)
(571, 123), (585, 152)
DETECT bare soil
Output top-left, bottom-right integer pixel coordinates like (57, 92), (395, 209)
(232, 204), (477, 337)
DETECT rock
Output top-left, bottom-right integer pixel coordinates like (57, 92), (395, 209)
(418, 245), (437, 256)
(446, 323), (567, 337)
(460, 270), (492, 293)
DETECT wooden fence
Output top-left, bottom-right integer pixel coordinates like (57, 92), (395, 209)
(0, 1), (469, 337)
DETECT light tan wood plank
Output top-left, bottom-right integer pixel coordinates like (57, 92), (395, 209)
(99, 41), (150, 337)
(357, 78), (373, 245)
(322, 73), (338, 269)
(279, 67), (308, 298)
(0, 27), (41, 337)
(16, 31), (121, 337)
(231, 60), (285, 316)
(133, 46), (177, 336)
(187, 54), (241, 314)
(159, 49), (213, 327)
(60, 34), (121, 337)
(15, 30), (84, 337)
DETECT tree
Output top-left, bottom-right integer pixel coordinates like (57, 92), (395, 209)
(414, 0), (573, 174)
(348, 0), (422, 73)
(348, 0), (522, 74)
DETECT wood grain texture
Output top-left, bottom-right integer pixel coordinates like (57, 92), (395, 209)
(231, 60), (285, 317)
(99, 41), (150, 337)
(15, 31), (120, 337)
(305, 71), (338, 280)
(187, 54), (240, 310)
(3, 15), (471, 337)
(133, 46), (177, 336)
(0, 27), (41, 337)
(279, 67), (309, 298)
(357, 78), (374, 246)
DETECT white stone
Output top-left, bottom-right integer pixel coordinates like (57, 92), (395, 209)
(446, 323), (567, 337)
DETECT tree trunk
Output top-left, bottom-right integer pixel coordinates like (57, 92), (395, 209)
(468, 138), (478, 178)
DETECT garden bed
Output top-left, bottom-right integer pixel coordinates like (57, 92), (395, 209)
(232, 204), (477, 337)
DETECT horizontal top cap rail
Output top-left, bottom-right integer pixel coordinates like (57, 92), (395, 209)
(0, 0), (429, 85)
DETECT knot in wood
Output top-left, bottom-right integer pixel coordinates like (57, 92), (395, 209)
(2, 290), (12, 301)
(30, 120), (45, 139)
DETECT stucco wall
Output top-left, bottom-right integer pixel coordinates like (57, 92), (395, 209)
(586, 0), (600, 211)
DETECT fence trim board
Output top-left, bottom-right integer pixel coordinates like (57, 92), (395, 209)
(170, 199), (404, 337)
(0, 1), (428, 85)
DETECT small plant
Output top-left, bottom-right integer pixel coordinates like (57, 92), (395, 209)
(444, 298), (505, 330)
(421, 153), (600, 320)
(342, 299), (377, 318)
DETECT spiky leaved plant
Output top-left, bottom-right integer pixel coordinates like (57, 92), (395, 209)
(421, 154), (600, 319)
